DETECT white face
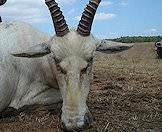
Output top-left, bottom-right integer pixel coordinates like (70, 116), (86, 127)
(50, 30), (97, 130)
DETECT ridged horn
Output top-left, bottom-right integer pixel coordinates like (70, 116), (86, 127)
(0, 0), (7, 6)
(0, 0), (7, 23)
(77, 0), (101, 36)
(45, 0), (69, 37)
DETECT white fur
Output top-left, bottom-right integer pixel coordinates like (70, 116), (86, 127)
(0, 21), (132, 130)
(0, 22), (96, 129)
(0, 21), (62, 110)
(50, 31), (97, 128)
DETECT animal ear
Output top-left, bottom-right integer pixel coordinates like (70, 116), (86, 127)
(11, 43), (51, 58)
(96, 39), (133, 54)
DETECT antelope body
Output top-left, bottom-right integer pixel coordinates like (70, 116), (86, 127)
(0, 0), (133, 130)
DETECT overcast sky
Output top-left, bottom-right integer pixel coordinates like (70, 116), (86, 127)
(0, 0), (162, 39)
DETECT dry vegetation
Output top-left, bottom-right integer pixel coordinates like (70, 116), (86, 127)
(0, 42), (162, 132)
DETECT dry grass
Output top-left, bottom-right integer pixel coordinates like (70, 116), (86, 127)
(0, 42), (162, 132)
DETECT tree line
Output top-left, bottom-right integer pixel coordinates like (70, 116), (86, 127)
(109, 36), (162, 43)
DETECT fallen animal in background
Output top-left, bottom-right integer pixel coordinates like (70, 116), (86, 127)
(155, 41), (162, 58)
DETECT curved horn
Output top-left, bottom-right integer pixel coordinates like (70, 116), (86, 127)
(0, 0), (7, 23)
(0, 0), (7, 6)
(77, 0), (101, 36)
(45, 0), (69, 37)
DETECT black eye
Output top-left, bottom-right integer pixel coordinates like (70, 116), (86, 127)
(87, 57), (93, 63)
(53, 57), (61, 64)
(56, 64), (67, 74)
(81, 66), (88, 74)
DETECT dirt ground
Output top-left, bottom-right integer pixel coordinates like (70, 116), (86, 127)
(0, 42), (161, 132)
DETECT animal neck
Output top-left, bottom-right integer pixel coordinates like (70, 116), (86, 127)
(40, 55), (59, 89)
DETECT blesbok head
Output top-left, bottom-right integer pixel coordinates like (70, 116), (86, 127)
(12, 0), (133, 130)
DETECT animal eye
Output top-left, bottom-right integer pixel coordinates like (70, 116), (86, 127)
(54, 57), (61, 64)
(61, 68), (67, 74)
(56, 64), (67, 74)
(81, 66), (88, 74)
(87, 57), (93, 63)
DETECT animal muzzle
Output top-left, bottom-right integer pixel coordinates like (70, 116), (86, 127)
(62, 112), (92, 131)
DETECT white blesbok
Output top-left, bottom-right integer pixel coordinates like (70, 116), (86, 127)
(0, 0), (133, 130)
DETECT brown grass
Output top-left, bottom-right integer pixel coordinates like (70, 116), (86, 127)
(0, 42), (162, 132)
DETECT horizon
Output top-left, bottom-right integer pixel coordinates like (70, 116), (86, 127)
(0, 0), (162, 39)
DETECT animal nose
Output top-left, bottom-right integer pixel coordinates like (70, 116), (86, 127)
(84, 112), (93, 127)
(62, 113), (92, 131)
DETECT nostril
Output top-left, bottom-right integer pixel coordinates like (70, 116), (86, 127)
(84, 114), (93, 127)
(61, 122), (67, 131)
(84, 114), (90, 126)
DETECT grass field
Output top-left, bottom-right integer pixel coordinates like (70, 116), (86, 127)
(0, 42), (161, 132)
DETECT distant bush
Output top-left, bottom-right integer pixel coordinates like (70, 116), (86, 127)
(110, 36), (162, 43)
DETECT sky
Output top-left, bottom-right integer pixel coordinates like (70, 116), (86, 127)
(0, 0), (162, 39)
